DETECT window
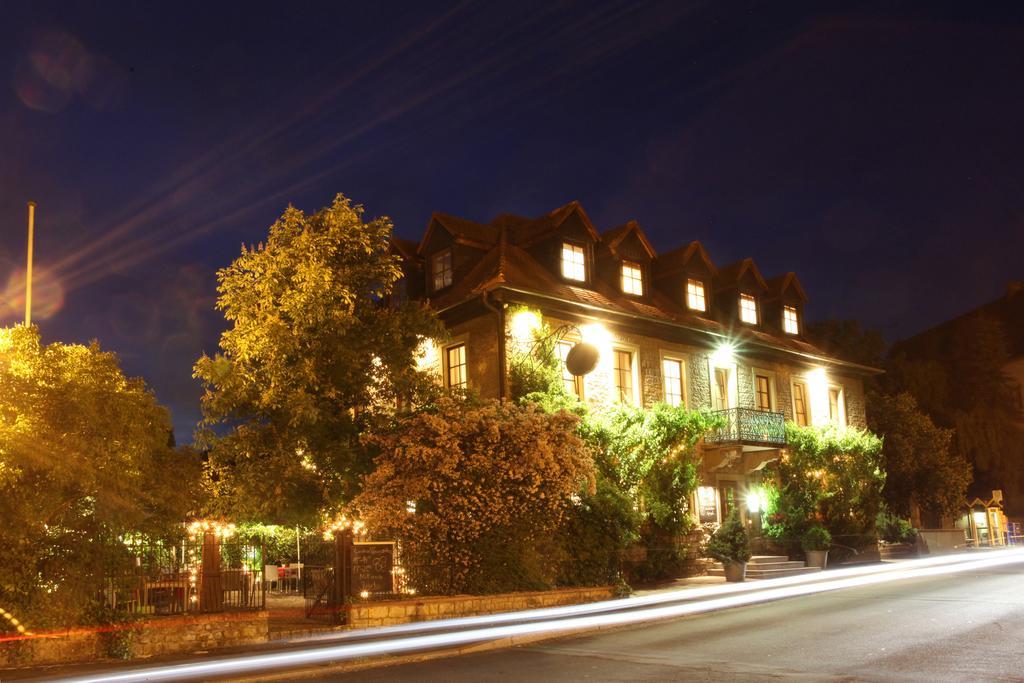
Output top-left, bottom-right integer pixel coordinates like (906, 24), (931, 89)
(431, 249), (453, 291)
(662, 358), (684, 407)
(739, 293), (758, 325)
(557, 341), (583, 399)
(621, 261), (643, 295)
(783, 305), (799, 335)
(829, 386), (846, 426)
(445, 344), (467, 388)
(755, 374), (772, 411)
(561, 242), (586, 281)
(713, 367), (731, 410)
(686, 278), (706, 311)
(613, 349), (634, 403)
(792, 381), (809, 426)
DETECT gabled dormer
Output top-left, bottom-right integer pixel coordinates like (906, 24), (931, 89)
(598, 220), (657, 298)
(417, 212), (497, 295)
(714, 258), (769, 327)
(765, 272), (808, 336)
(513, 201), (601, 287)
(653, 241), (717, 315)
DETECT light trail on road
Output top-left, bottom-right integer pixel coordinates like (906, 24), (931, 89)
(54, 549), (1024, 683)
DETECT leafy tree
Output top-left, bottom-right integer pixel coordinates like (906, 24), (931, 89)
(194, 194), (443, 524)
(868, 392), (970, 527)
(0, 325), (200, 627)
(351, 395), (594, 593)
(764, 423), (883, 553)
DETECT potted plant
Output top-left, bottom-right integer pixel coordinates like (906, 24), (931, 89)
(802, 524), (831, 569)
(707, 511), (752, 582)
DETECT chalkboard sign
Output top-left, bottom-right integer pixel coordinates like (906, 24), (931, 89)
(351, 542), (395, 595)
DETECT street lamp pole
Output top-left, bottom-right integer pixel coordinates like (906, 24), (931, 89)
(25, 201), (35, 327)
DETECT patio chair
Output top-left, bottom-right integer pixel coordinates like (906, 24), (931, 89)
(264, 565), (279, 592)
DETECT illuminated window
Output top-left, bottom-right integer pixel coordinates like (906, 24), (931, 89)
(445, 344), (467, 388)
(662, 358), (684, 407)
(561, 242), (586, 281)
(783, 305), (799, 334)
(713, 367), (731, 410)
(829, 386), (846, 426)
(431, 249), (453, 290)
(613, 349), (634, 403)
(792, 381), (809, 426)
(621, 261), (643, 295)
(557, 341), (583, 399)
(739, 294), (758, 324)
(755, 374), (772, 411)
(686, 279), (706, 311)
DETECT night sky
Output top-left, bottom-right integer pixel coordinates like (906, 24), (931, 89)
(3, 1), (1022, 443)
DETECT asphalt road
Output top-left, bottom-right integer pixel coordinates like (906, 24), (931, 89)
(304, 565), (1024, 682)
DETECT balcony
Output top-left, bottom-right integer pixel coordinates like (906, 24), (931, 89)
(705, 407), (787, 448)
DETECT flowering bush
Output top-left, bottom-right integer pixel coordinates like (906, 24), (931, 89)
(351, 395), (594, 593)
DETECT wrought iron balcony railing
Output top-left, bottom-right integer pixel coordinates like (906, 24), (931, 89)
(705, 407), (787, 447)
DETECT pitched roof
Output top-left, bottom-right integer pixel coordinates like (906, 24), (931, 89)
(766, 272), (808, 302)
(654, 241), (717, 277)
(715, 258), (768, 292)
(512, 201), (601, 247)
(601, 220), (657, 259)
(390, 236), (420, 262)
(417, 212), (498, 254)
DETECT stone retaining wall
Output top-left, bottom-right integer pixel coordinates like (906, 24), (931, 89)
(0, 611), (268, 668)
(347, 586), (614, 629)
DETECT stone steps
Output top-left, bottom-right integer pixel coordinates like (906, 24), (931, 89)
(707, 554), (822, 580)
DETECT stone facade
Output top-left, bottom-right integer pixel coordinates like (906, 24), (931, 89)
(0, 611), (269, 668)
(347, 586), (614, 629)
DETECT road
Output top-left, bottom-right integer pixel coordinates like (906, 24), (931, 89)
(306, 564), (1024, 682)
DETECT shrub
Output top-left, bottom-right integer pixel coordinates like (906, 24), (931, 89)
(352, 395), (595, 594)
(801, 525), (832, 552)
(706, 511), (751, 564)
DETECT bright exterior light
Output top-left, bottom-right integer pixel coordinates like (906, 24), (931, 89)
(581, 322), (612, 350)
(710, 342), (735, 367)
(806, 367), (830, 426)
(745, 486), (769, 513)
(510, 309), (541, 343)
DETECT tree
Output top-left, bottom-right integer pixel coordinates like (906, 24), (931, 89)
(764, 424), (884, 554)
(0, 325), (199, 627)
(194, 194), (443, 524)
(351, 395), (594, 593)
(868, 392), (970, 527)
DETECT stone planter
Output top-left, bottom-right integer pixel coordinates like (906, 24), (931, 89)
(723, 561), (746, 582)
(805, 549), (828, 569)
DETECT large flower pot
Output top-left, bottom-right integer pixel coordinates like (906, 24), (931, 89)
(805, 549), (828, 569)
(723, 561), (746, 582)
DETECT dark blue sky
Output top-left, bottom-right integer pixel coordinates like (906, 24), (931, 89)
(2, 1), (1022, 442)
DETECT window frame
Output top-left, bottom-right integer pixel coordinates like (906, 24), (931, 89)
(444, 342), (467, 389)
(612, 347), (640, 405)
(686, 278), (707, 312)
(620, 260), (644, 296)
(791, 379), (810, 426)
(828, 384), (847, 426)
(752, 367), (776, 412)
(707, 357), (738, 411)
(431, 248), (453, 291)
(782, 304), (800, 335)
(738, 293), (759, 325)
(560, 241), (587, 282)
(660, 354), (686, 408)
(556, 340), (585, 400)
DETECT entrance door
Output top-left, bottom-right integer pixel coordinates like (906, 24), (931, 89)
(719, 481), (738, 522)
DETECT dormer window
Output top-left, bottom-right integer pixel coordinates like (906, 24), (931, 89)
(739, 293), (758, 325)
(621, 261), (643, 295)
(783, 305), (800, 334)
(561, 242), (586, 281)
(431, 249), (453, 291)
(686, 278), (706, 311)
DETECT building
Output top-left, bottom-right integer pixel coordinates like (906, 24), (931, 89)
(395, 201), (881, 527)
